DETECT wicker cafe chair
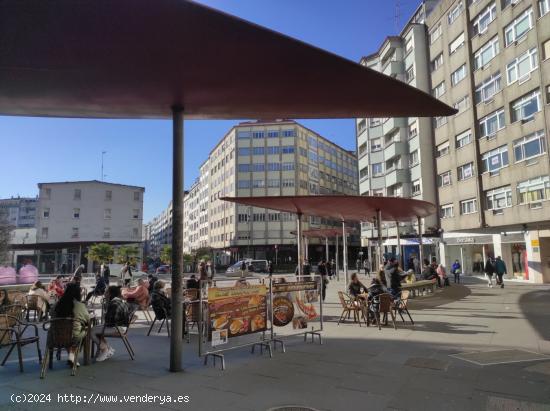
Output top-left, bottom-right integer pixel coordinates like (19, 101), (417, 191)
(24, 295), (45, 322)
(337, 291), (364, 326)
(0, 304), (25, 321)
(392, 290), (414, 326)
(40, 318), (85, 378)
(101, 306), (137, 360)
(369, 293), (397, 330)
(0, 314), (42, 372)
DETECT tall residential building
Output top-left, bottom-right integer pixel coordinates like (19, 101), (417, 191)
(148, 200), (173, 258)
(0, 197), (38, 228)
(426, 0), (550, 283)
(183, 119), (359, 265)
(31, 180), (145, 273)
(356, 1), (440, 266)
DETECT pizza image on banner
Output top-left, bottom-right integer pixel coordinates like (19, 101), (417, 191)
(208, 285), (268, 340)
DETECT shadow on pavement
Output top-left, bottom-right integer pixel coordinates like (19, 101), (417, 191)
(520, 289), (550, 341)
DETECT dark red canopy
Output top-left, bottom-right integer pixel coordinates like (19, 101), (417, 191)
(292, 227), (356, 238)
(221, 195), (436, 222)
(0, 0), (456, 119)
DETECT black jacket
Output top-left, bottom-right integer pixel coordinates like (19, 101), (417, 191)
(484, 260), (495, 275)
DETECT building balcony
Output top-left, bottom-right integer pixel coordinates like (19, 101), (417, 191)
(384, 140), (407, 160)
(385, 168), (408, 187)
(382, 117), (407, 136)
(382, 60), (404, 77)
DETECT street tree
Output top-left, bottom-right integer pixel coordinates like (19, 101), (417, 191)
(160, 245), (172, 265)
(116, 245), (140, 265)
(87, 243), (114, 265)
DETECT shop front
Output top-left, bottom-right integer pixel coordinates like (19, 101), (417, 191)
(442, 234), (494, 276)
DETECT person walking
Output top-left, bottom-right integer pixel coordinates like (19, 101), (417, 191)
(436, 264), (450, 287)
(317, 260), (328, 301)
(451, 260), (462, 284)
(303, 259), (311, 279)
(495, 256), (507, 288)
(413, 256), (420, 275)
(199, 260), (208, 282)
(120, 262), (132, 286)
(363, 258), (370, 277)
(100, 263), (110, 285)
(268, 261), (274, 277)
(356, 258), (361, 274)
(484, 257), (495, 288)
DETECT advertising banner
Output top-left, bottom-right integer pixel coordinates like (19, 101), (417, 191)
(272, 280), (319, 330)
(208, 284), (268, 340)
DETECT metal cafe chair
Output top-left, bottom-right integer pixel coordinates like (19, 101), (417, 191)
(0, 314), (42, 372)
(41, 317), (85, 378)
(101, 307), (137, 360)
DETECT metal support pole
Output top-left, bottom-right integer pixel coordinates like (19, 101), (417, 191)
(395, 220), (401, 268)
(417, 216), (423, 267)
(377, 210), (383, 269)
(325, 237), (329, 262)
(296, 213), (303, 276)
(335, 235), (339, 281)
(304, 237), (309, 261)
(170, 105), (184, 372)
(460, 246), (465, 277)
(342, 221), (348, 286)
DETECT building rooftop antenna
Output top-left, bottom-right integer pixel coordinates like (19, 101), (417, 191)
(395, 0), (401, 34)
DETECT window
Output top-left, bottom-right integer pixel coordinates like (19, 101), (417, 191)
(133, 191), (141, 201)
(438, 171), (452, 187)
(369, 118), (382, 127)
(547, 85), (550, 104)
(252, 213), (266, 222)
(103, 227), (111, 238)
(281, 146), (294, 154)
(267, 146), (280, 155)
(433, 82), (446, 98)
(282, 162), (295, 171)
(73, 189), (81, 200)
(436, 142), (450, 157)
(474, 36), (499, 71)
(252, 131), (265, 139)
(282, 129), (296, 137)
(517, 175), (550, 204)
(479, 108), (505, 138)
(267, 163), (281, 171)
(372, 188), (384, 197)
(451, 64), (467, 86)
(252, 163), (265, 172)
(409, 149), (420, 166)
(412, 179), (421, 196)
(238, 213), (249, 223)
(238, 180), (251, 189)
(405, 65), (415, 82)
(485, 186), (512, 210)
(481, 145), (509, 173)
(282, 179), (295, 188)
(371, 137), (383, 151)
(506, 48), (538, 84)
(252, 179), (265, 188)
(372, 163), (384, 177)
(457, 162), (474, 180)
(73, 208), (80, 219)
(502, 0), (521, 9)
(238, 148), (250, 156)
(359, 166), (369, 180)
(456, 129), (473, 148)
(43, 208), (50, 219)
(543, 40), (550, 61)
(449, 33), (465, 55)
(504, 8), (533, 46)
(267, 179), (280, 188)
(514, 130), (547, 162)
(252, 147), (265, 155)
(132, 228), (139, 238)
(71, 227), (79, 238)
(472, 2), (496, 36)
(41, 227), (48, 239)
(448, 1), (463, 24)
(357, 119), (367, 134)
(454, 95), (470, 113)
(440, 204), (454, 218)
(132, 209), (140, 219)
(431, 53), (443, 72)
(510, 90), (540, 122)
(267, 130), (279, 138)
(237, 131), (251, 139)
(434, 116), (448, 128)
(405, 37), (413, 54)
(104, 208), (111, 219)
(408, 122), (418, 138)
(429, 23), (442, 44)
(238, 164), (250, 172)
(460, 198), (478, 214)
(475, 72), (501, 103)
(105, 190), (112, 201)
(540, 0), (550, 16)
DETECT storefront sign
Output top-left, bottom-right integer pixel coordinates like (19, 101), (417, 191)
(531, 239), (540, 247)
(456, 237), (475, 244)
(208, 285), (267, 340)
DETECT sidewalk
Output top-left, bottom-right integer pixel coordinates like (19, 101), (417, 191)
(1, 276), (549, 410)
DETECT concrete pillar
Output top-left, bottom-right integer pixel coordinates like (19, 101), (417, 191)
(525, 230), (542, 283)
(296, 213), (303, 276)
(342, 221), (348, 286)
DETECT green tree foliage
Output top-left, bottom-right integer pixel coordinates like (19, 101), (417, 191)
(87, 243), (114, 264)
(116, 245), (140, 265)
(160, 245), (172, 265)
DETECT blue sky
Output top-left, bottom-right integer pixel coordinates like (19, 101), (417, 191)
(0, 0), (419, 222)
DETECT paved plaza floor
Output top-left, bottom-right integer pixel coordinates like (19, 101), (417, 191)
(1, 275), (550, 411)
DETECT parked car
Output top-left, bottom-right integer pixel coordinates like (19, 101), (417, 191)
(156, 265), (171, 274)
(108, 264), (147, 280)
(225, 259), (268, 277)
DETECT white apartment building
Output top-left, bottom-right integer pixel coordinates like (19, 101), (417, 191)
(31, 180), (145, 273)
(0, 197), (38, 228)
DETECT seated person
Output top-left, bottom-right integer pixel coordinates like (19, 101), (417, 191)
(367, 277), (385, 314)
(186, 274), (199, 289)
(121, 278), (149, 308)
(147, 274), (158, 291)
(48, 275), (65, 298)
(405, 269), (416, 284)
(151, 280), (171, 318)
(348, 273), (368, 298)
(422, 262), (441, 287)
(92, 286), (129, 362)
(388, 265), (408, 300)
(51, 283), (90, 366)
(85, 273), (107, 303)
(28, 281), (50, 319)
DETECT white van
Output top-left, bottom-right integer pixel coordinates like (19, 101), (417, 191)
(225, 259), (268, 277)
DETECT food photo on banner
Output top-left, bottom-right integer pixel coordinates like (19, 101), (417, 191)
(272, 280), (320, 331)
(208, 284), (268, 345)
